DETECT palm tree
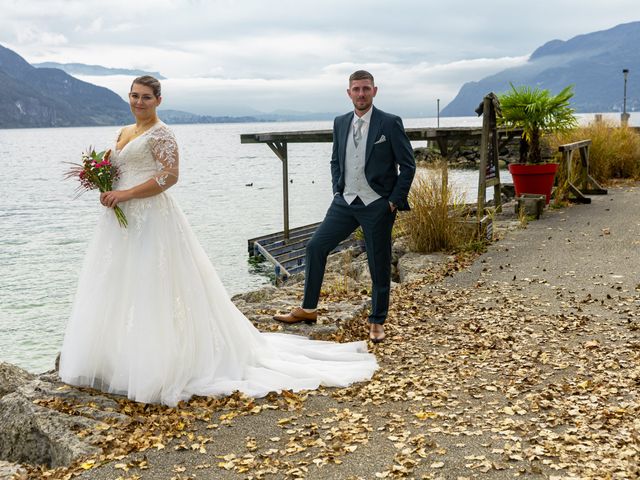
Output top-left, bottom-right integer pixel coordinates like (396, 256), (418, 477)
(499, 84), (578, 164)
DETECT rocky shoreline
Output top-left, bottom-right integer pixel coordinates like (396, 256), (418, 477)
(412, 137), (557, 170)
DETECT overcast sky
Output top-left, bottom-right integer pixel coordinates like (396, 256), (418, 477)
(1, 0), (638, 117)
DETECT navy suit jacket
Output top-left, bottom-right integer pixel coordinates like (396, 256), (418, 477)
(330, 105), (416, 210)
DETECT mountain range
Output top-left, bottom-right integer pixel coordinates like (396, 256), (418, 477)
(0, 44), (132, 128)
(0, 45), (336, 128)
(32, 62), (165, 79)
(2, 21), (639, 128)
(442, 21), (640, 116)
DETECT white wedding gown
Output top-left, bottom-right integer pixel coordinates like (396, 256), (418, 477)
(59, 122), (377, 407)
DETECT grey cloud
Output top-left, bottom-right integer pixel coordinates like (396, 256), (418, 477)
(1, 0), (638, 115)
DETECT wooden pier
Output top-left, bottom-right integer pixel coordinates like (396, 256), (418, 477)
(247, 223), (363, 280)
(241, 112), (522, 279)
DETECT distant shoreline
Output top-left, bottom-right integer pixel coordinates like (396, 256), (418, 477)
(0, 111), (636, 131)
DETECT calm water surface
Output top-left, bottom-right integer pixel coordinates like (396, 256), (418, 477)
(1, 113), (632, 372)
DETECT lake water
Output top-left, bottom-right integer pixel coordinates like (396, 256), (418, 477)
(0, 113), (635, 373)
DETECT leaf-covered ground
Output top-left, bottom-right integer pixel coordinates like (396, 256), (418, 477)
(23, 184), (640, 479)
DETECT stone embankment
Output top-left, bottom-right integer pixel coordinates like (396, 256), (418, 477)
(412, 137), (555, 169)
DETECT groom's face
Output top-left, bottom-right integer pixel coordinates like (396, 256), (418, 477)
(347, 79), (377, 114)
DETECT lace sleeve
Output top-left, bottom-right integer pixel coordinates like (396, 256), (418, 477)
(148, 125), (179, 190)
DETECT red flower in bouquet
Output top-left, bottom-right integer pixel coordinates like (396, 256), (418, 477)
(65, 147), (128, 227)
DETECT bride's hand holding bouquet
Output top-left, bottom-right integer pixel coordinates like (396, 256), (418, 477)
(100, 190), (132, 210)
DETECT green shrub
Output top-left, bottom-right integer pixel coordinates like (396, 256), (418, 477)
(499, 84), (577, 164)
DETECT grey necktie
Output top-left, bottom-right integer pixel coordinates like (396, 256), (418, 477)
(353, 118), (364, 147)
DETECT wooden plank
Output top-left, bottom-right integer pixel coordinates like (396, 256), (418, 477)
(241, 127), (519, 145)
(287, 264), (306, 275)
(242, 130), (333, 143)
(248, 222), (320, 246)
(253, 241), (291, 278)
(558, 139), (592, 151)
(269, 240), (307, 257)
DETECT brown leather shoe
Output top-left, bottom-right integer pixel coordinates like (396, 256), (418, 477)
(273, 307), (318, 325)
(369, 324), (385, 343)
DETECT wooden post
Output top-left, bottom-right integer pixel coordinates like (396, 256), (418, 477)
(267, 141), (290, 239)
(490, 103), (502, 213)
(477, 97), (491, 219)
(477, 95), (503, 219)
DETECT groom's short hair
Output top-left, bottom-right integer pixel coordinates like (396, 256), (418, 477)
(349, 70), (374, 85)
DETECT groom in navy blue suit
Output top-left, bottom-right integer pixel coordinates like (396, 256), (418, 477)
(274, 70), (415, 342)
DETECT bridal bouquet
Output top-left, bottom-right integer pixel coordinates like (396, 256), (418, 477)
(65, 147), (128, 227)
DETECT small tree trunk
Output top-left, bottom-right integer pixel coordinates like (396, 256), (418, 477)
(529, 128), (541, 163)
(519, 138), (528, 163)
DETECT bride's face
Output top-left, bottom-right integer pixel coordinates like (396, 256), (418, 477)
(129, 83), (162, 120)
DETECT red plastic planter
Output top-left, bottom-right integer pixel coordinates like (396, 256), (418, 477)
(507, 163), (558, 205)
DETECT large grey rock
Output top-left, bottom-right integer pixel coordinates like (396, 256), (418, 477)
(325, 246), (363, 273)
(232, 285), (280, 304)
(0, 393), (100, 467)
(0, 377), (124, 468)
(397, 252), (452, 284)
(349, 255), (372, 285)
(392, 237), (410, 265)
(0, 363), (35, 399)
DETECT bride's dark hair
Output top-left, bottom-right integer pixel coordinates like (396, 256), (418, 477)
(131, 75), (161, 98)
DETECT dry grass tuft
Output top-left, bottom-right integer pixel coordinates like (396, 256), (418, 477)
(397, 164), (478, 253)
(550, 121), (640, 182)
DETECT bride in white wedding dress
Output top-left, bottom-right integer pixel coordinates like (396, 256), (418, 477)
(59, 76), (377, 407)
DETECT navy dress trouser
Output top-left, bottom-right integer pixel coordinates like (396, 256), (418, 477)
(302, 194), (396, 324)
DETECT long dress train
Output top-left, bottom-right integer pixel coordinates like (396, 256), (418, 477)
(59, 122), (377, 407)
